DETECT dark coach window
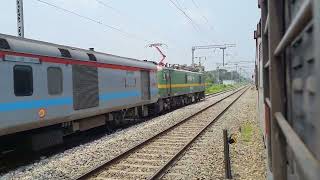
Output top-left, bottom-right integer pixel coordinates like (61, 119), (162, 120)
(58, 48), (72, 58)
(87, 53), (97, 61)
(47, 67), (63, 95)
(0, 38), (10, 49)
(14, 65), (33, 96)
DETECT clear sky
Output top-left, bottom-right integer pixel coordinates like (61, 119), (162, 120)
(1, 0), (260, 72)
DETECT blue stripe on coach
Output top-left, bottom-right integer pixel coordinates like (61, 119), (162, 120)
(0, 90), (143, 112)
(0, 97), (73, 112)
(100, 90), (141, 101)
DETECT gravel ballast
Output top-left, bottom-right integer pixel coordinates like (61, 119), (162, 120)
(162, 87), (266, 180)
(88, 89), (245, 180)
(1, 90), (239, 180)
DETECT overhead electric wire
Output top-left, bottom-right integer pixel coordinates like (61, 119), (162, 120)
(168, 0), (201, 32)
(169, 0), (214, 45)
(174, 0), (184, 10)
(35, 0), (150, 43)
(191, 0), (215, 32)
(94, 0), (192, 59)
(94, 0), (122, 15)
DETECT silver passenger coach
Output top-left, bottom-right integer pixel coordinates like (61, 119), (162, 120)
(0, 34), (158, 150)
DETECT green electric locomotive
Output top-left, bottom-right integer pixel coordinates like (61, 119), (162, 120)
(156, 66), (205, 111)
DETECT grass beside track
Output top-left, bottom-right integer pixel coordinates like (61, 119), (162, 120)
(241, 123), (253, 142)
(205, 84), (237, 94)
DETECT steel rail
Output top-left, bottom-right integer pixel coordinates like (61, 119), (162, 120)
(205, 86), (240, 98)
(74, 86), (248, 180)
(148, 87), (249, 179)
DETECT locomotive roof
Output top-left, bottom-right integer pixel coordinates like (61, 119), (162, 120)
(160, 66), (204, 75)
(0, 33), (157, 70)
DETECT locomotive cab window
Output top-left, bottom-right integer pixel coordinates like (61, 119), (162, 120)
(185, 74), (188, 83)
(47, 67), (63, 95)
(163, 71), (169, 80)
(14, 65), (33, 96)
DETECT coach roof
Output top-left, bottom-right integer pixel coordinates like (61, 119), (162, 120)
(0, 33), (157, 70)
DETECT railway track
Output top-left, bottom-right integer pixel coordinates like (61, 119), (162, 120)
(205, 87), (239, 98)
(0, 87), (241, 175)
(74, 86), (249, 180)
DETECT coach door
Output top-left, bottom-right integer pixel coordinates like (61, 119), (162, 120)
(72, 65), (99, 110)
(141, 70), (150, 100)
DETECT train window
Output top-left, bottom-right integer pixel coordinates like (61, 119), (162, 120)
(87, 53), (97, 61)
(125, 71), (136, 88)
(0, 38), (10, 49)
(185, 74), (188, 83)
(47, 67), (63, 95)
(58, 48), (72, 58)
(14, 65), (33, 96)
(163, 72), (169, 80)
(199, 76), (202, 84)
(125, 78), (136, 88)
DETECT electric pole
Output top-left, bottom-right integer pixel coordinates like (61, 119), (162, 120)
(220, 47), (226, 66)
(191, 44), (236, 67)
(16, 0), (24, 37)
(217, 65), (220, 84)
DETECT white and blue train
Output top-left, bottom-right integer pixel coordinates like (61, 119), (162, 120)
(0, 33), (162, 151)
